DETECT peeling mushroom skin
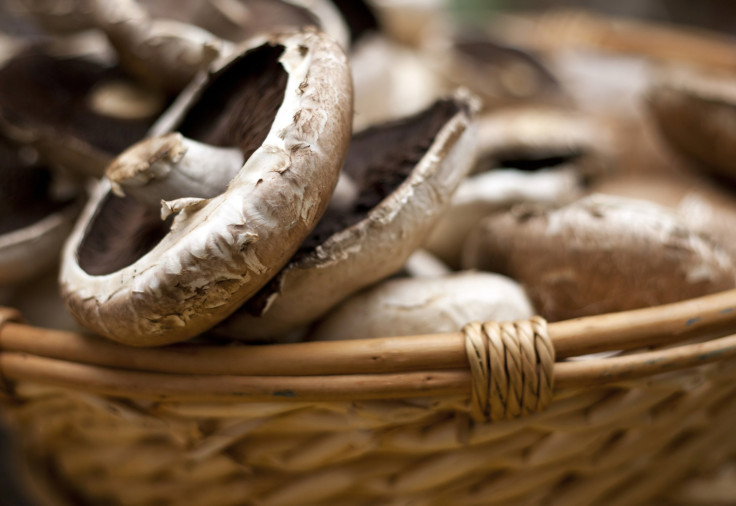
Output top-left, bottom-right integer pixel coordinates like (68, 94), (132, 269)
(0, 47), (167, 178)
(424, 107), (609, 268)
(310, 272), (534, 341)
(215, 95), (477, 342)
(463, 195), (736, 322)
(60, 31), (353, 346)
(649, 67), (736, 184)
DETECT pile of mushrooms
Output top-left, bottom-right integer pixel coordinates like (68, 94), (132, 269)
(2, 2), (736, 347)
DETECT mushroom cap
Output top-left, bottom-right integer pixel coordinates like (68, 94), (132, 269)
(474, 107), (610, 174)
(424, 107), (610, 268)
(594, 172), (736, 261)
(424, 166), (583, 268)
(402, 249), (451, 279)
(215, 94), (478, 342)
(309, 271), (535, 341)
(424, 33), (565, 110)
(60, 30), (353, 346)
(648, 66), (736, 183)
(0, 45), (167, 177)
(463, 194), (736, 322)
(351, 33), (442, 131)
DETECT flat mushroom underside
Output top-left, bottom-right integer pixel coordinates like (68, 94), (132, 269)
(241, 98), (465, 316)
(0, 137), (72, 235)
(76, 43), (288, 277)
(0, 50), (165, 156)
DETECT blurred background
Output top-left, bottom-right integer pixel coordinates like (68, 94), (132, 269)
(450, 0), (736, 34)
(2, 0), (736, 504)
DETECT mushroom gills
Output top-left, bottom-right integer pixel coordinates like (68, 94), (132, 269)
(76, 43), (288, 276)
(289, 98), (465, 264)
(475, 149), (584, 175)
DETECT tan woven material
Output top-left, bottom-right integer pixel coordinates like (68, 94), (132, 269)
(3, 291), (736, 505)
(464, 317), (554, 421)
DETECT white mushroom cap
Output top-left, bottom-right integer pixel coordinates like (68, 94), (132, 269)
(60, 30), (353, 346)
(351, 33), (443, 131)
(402, 249), (451, 278)
(215, 94), (478, 342)
(309, 271), (535, 341)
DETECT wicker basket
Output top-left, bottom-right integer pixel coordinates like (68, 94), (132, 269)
(2, 288), (736, 505)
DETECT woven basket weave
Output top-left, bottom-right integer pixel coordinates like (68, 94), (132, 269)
(2, 287), (736, 505)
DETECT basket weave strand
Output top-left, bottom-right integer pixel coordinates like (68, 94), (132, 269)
(464, 317), (554, 421)
(3, 292), (736, 504)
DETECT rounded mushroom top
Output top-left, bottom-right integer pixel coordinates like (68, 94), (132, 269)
(309, 271), (535, 342)
(425, 32), (564, 110)
(463, 194), (736, 321)
(648, 66), (736, 183)
(215, 94), (478, 341)
(651, 66), (736, 104)
(61, 30), (353, 346)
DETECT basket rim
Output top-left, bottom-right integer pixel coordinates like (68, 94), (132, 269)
(2, 288), (736, 402)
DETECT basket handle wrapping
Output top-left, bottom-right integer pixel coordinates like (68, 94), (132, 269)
(464, 317), (554, 422)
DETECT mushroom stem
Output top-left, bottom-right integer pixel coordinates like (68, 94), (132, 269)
(105, 133), (243, 214)
(89, 0), (222, 92)
(327, 173), (359, 214)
